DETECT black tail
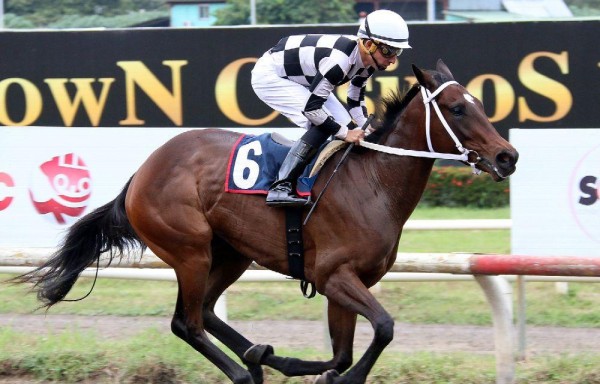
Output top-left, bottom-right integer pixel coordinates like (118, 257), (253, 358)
(13, 176), (146, 308)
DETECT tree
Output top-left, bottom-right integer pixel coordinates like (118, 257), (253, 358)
(565, 0), (600, 15)
(214, 0), (358, 26)
(4, 0), (167, 27)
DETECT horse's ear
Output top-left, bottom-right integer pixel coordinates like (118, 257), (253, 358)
(412, 63), (435, 90)
(436, 59), (454, 80)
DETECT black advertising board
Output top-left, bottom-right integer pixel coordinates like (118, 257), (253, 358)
(0, 19), (598, 138)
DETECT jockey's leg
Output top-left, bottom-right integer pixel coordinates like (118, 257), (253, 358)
(266, 127), (328, 207)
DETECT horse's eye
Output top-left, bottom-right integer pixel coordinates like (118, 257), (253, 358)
(449, 106), (464, 116)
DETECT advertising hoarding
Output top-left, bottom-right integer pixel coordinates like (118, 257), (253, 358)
(511, 129), (600, 256)
(0, 127), (304, 247)
(1, 19), (599, 138)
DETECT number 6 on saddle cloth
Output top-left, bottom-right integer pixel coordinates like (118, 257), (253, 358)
(225, 133), (322, 197)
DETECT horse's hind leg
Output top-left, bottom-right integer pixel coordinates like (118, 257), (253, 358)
(201, 237), (265, 383)
(164, 245), (254, 384)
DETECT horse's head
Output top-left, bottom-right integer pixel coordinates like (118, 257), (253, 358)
(412, 59), (518, 181)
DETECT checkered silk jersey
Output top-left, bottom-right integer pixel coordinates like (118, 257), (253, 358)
(268, 34), (375, 132)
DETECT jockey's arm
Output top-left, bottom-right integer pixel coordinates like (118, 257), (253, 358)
(303, 63), (364, 144)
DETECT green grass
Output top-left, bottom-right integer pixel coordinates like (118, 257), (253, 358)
(410, 205), (510, 219)
(1, 327), (600, 383)
(3, 276), (600, 328)
(401, 205), (511, 254)
(399, 228), (510, 253)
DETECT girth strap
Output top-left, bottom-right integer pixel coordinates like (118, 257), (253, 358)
(285, 207), (316, 298)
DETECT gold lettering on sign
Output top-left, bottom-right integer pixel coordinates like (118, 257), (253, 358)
(374, 76), (399, 104)
(467, 75), (515, 123)
(518, 51), (572, 122)
(45, 78), (115, 126)
(0, 78), (42, 126)
(117, 60), (187, 126)
(215, 58), (278, 125)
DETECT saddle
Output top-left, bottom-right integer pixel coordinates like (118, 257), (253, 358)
(225, 133), (346, 195)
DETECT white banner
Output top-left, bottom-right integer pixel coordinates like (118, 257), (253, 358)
(510, 129), (600, 257)
(0, 127), (304, 247)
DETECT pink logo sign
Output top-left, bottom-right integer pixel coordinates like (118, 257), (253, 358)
(29, 153), (92, 224)
(0, 172), (15, 211)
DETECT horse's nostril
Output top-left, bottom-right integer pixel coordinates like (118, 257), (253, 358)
(496, 150), (518, 170)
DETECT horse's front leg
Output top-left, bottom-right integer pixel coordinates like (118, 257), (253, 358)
(315, 267), (394, 384)
(244, 298), (357, 377)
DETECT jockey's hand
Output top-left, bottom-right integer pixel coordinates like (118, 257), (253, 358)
(344, 127), (366, 144)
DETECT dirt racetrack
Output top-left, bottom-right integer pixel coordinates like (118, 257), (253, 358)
(2, 313), (600, 355)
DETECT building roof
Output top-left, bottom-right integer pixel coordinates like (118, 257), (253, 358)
(503, 0), (573, 18)
(444, 10), (532, 21)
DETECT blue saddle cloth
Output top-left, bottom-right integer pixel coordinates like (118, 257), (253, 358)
(225, 133), (320, 196)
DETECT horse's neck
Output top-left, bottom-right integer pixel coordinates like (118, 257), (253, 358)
(366, 120), (435, 222)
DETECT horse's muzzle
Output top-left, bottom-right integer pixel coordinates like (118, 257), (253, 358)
(496, 149), (519, 177)
(485, 149), (519, 181)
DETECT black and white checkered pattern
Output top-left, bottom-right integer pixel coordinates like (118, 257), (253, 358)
(269, 34), (374, 133)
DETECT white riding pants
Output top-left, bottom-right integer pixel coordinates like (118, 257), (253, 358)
(251, 52), (352, 131)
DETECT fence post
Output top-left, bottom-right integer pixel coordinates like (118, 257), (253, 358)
(474, 275), (515, 384)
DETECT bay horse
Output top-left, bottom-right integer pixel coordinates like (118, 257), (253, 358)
(15, 60), (518, 384)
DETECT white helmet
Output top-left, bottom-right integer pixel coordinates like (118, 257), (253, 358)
(357, 10), (411, 49)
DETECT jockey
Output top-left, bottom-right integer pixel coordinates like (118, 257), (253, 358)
(251, 9), (411, 207)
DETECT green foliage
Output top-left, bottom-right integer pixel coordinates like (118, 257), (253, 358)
(46, 10), (168, 29)
(213, 0), (251, 25)
(214, 0), (358, 26)
(3, 13), (36, 28)
(4, 0), (167, 28)
(569, 5), (600, 15)
(564, 0), (600, 9)
(421, 165), (510, 208)
(562, 0), (600, 15)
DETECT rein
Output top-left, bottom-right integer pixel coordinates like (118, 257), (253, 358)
(359, 80), (482, 174)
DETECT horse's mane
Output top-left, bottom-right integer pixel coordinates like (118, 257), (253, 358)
(365, 69), (452, 145)
(364, 83), (421, 144)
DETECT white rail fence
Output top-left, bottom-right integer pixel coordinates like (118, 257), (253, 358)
(2, 219), (600, 384)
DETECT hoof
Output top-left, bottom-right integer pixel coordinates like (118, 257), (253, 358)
(243, 344), (274, 364)
(314, 369), (340, 384)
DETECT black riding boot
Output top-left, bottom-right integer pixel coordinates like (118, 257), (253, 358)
(266, 139), (318, 207)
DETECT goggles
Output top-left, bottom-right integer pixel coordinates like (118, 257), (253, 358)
(373, 41), (403, 58)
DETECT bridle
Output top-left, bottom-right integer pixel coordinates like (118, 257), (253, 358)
(359, 80), (483, 174)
